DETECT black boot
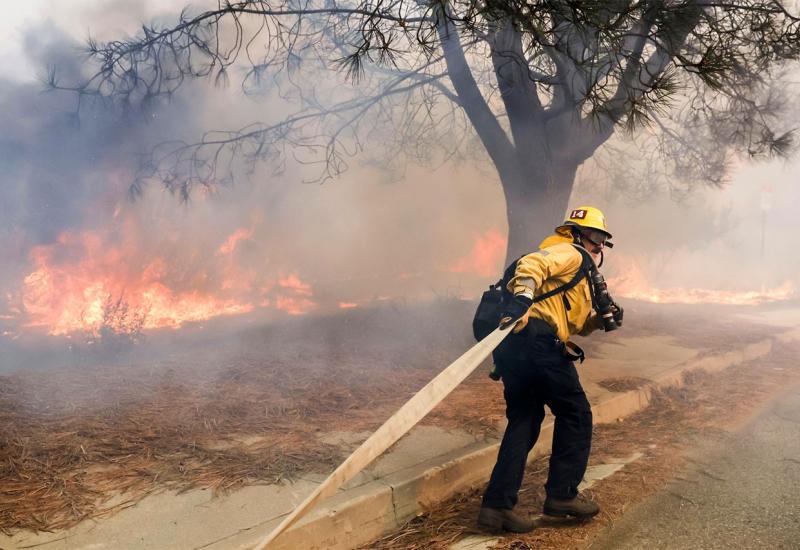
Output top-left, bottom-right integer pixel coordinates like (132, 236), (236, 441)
(477, 506), (535, 533)
(543, 493), (600, 519)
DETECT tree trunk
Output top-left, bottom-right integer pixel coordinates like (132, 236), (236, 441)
(436, 16), (600, 266)
(499, 159), (578, 266)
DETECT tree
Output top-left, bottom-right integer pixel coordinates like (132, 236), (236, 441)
(60, 0), (800, 263)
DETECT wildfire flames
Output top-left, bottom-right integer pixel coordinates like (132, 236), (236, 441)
(609, 262), (795, 305)
(272, 274), (315, 316)
(5, 226), (796, 339)
(447, 229), (506, 277)
(7, 227), (317, 337)
(443, 230), (795, 307)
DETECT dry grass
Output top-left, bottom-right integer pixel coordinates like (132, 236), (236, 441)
(0, 300), (786, 535)
(0, 363), (507, 534)
(596, 376), (651, 392)
(0, 363), (349, 533)
(0, 302), (490, 534)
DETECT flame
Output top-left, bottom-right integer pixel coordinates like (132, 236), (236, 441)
(217, 227), (254, 256)
(218, 229), (258, 293)
(608, 261), (795, 305)
(3, 206), (333, 336)
(138, 284), (253, 329)
(17, 231), (256, 336)
(278, 274), (313, 295)
(339, 302), (358, 309)
(446, 229), (506, 277)
(274, 273), (316, 315)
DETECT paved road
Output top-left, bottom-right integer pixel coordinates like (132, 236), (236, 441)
(588, 381), (800, 550)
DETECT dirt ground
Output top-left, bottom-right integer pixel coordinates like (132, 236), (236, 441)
(362, 340), (800, 550)
(0, 299), (786, 535)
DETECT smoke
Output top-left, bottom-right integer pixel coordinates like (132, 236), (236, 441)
(572, 155), (800, 293)
(1, 1), (798, 360)
(0, 7), (509, 348)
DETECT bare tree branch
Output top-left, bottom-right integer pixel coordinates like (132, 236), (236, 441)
(50, 0), (800, 259)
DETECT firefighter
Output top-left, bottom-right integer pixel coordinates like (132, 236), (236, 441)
(477, 206), (623, 533)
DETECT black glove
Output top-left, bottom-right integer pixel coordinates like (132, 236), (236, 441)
(499, 295), (533, 330)
(612, 303), (623, 327)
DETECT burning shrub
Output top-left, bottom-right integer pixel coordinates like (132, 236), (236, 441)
(82, 294), (147, 352)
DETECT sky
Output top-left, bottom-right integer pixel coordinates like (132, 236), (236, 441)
(1, 1), (799, 345)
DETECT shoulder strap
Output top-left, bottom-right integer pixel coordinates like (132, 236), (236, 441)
(531, 245), (593, 304)
(492, 255), (524, 291)
(570, 244), (596, 274)
(531, 266), (586, 303)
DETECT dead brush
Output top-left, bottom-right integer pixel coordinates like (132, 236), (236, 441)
(0, 362), (362, 534)
(0, 305), (780, 536)
(0, 347), (505, 535)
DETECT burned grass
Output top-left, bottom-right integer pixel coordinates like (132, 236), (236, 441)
(363, 341), (800, 550)
(0, 361), (505, 534)
(0, 364), (348, 533)
(596, 376), (651, 392)
(0, 302), (488, 534)
(0, 300), (785, 536)
(573, 300), (781, 360)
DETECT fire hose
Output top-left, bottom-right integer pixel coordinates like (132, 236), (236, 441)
(254, 324), (512, 549)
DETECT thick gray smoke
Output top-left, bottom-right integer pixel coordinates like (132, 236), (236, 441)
(1, 1), (798, 363)
(0, 10), (508, 348)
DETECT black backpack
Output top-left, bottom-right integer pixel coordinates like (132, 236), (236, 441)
(471, 245), (594, 341)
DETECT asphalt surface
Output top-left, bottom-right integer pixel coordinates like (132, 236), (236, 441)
(588, 380), (800, 550)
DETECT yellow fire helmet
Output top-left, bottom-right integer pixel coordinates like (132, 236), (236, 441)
(558, 206), (614, 247)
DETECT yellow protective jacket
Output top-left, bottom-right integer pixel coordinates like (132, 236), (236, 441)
(507, 228), (602, 342)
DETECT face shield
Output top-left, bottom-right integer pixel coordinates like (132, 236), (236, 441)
(580, 228), (614, 248)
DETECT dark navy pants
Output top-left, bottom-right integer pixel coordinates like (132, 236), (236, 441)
(482, 320), (593, 509)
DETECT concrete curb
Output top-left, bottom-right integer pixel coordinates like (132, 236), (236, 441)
(257, 329), (800, 550)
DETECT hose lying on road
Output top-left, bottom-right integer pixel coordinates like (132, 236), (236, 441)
(255, 325), (512, 549)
